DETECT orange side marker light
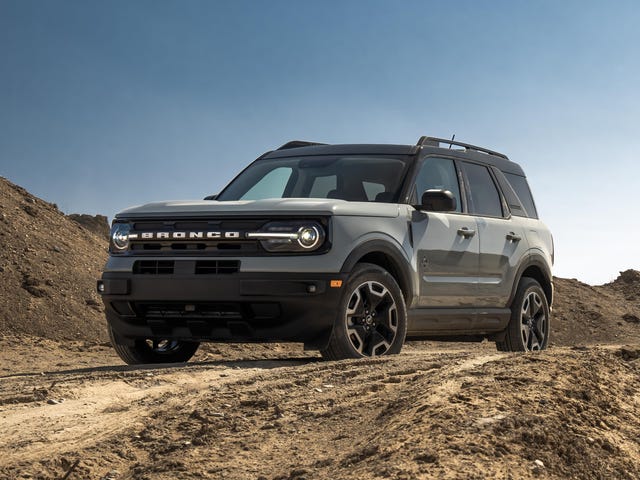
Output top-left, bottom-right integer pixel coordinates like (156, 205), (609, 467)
(330, 280), (343, 288)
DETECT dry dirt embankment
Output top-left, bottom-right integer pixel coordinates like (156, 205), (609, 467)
(0, 177), (639, 479)
(0, 176), (108, 342)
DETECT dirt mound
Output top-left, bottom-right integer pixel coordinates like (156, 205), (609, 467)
(67, 214), (110, 241)
(552, 274), (640, 346)
(0, 177), (108, 342)
(605, 269), (640, 300)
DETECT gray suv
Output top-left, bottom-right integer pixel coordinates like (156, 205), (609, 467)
(98, 136), (553, 364)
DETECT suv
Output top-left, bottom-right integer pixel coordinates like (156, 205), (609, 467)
(98, 136), (553, 364)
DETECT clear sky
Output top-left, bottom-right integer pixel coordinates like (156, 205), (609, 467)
(1, 0), (639, 284)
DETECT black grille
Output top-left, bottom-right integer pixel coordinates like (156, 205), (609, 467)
(195, 260), (240, 275)
(133, 260), (174, 275)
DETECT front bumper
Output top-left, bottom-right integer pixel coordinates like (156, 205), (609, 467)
(98, 270), (348, 348)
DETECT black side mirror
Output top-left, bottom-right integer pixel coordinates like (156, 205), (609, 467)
(204, 194), (218, 200)
(419, 189), (457, 212)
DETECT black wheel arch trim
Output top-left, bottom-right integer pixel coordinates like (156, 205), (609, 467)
(508, 253), (553, 307)
(340, 240), (414, 304)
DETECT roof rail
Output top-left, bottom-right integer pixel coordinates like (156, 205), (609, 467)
(416, 136), (509, 160)
(277, 140), (328, 150)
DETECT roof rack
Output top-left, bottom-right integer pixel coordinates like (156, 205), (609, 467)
(277, 140), (328, 150)
(416, 136), (509, 160)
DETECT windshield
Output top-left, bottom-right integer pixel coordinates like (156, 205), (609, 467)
(217, 155), (411, 202)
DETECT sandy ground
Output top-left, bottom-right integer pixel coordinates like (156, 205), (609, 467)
(1, 338), (639, 480)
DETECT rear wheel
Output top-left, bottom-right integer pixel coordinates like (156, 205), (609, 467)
(108, 327), (200, 365)
(321, 263), (407, 361)
(496, 277), (550, 352)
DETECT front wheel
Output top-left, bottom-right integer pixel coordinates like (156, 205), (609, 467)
(321, 263), (407, 361)
(108, 327), (200, 365)
(496, 277), (550, 352)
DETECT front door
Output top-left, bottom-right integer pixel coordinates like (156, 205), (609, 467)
(411, 156), (480, 307)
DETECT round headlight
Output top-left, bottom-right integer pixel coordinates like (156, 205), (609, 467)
(111, 224), (131, 251)
(297, 225), (321, 249)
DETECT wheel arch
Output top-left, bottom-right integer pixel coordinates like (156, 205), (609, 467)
(340, 240), (414, 304)
(509, 255), (553, 308)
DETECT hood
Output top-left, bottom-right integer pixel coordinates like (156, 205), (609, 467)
(116, 198), (400, 218)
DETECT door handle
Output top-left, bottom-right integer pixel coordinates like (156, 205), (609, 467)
(506, 232), (522, 242)
(457, 227), (476, 238)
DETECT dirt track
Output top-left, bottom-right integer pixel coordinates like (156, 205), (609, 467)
(2, 339), (639, 480)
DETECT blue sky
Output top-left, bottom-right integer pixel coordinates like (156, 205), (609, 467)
(1, 0), (639, 284)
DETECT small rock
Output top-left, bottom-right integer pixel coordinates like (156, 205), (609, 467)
(0, 213), (6, 222)
(47, 399), (60, 405)
(534, 459), (545, 468)
(619, 347), (640, 361)
(52, 245), (62, 253)
(182, 440), (191, 446)
(85, 298), (100, 307)
(212, 412), (225, 417)
(101, 470), (119, 480)
(414, 451), (438, 463)
(314, 387), (323, 393)
(24, 197), (35, 204)
(322, 384), (334, 389)
(22, 204), (37, 217)
(0, 266), (4, 273)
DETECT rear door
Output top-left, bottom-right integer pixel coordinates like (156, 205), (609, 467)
(459, 161), (529, 307)
(411, 157), (480, 307)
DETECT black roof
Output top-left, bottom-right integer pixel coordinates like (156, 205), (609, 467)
(262, 143), (419, 158)
(261, 140), (525, 176)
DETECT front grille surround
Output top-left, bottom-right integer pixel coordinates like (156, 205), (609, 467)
(113, 216), (331, 256)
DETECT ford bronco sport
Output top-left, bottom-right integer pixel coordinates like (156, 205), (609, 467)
(98, 136), (553, 364)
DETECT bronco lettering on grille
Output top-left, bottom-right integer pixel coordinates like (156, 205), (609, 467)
(128, 231), (242, 241)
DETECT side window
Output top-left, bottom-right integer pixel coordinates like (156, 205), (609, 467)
(461, 162), (503, 217)
(493, 168), (527, 217)
(240, 167), (292, 200)
(504, 173), (539, 219)
(362, 181), (385, 201)
(309, 175), (337, 198)
(414, 157), (462, 212)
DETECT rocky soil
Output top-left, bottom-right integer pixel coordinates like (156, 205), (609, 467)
(0, 177), (108, 342)
(0, 177), (639, 479)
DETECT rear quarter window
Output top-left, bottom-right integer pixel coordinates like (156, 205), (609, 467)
(504, 172), (538, 219)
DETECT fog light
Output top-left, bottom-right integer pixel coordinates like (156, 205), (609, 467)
(97, 281), (105, 294)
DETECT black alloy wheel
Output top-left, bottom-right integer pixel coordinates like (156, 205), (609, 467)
(497, 277), (550, 352)
(321, 263), (407, 360)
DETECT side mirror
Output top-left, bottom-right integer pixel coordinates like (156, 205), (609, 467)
(419, 189), (457, 212)
(204, 194), (218, 200)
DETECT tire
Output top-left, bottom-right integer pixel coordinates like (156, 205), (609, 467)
(108, 326), (200, 365)
(496, 277), (550, 352)
(321, 263), (407, 361)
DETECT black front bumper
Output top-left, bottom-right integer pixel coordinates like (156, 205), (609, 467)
(99, 271), (348, 348)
